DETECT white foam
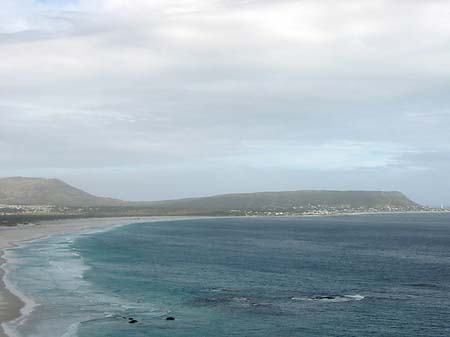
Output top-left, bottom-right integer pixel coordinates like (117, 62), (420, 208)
(1, 233), (94, 337)
(2, 249), (38, 337)
(291, 294), (365, 303)
(1, 219), (174, 337)
(61, 322), (80, 337)
(344, 294), (365, 300)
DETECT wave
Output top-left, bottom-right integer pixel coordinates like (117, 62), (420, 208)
(2, 233), (91, 337)
(1, 226), (162, 337)
(60, 322), (81, 337)
(1, 256), (37, 337)
(291, 294), (365, 303)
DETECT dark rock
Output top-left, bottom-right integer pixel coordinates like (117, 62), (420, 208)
(128, 319), (138, 324)
(166, 317), (175, 321)
(314, 296), (335, 300)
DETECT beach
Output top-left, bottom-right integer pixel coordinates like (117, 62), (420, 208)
(0, 255), (22, 337)
(0, 216), (192, 337)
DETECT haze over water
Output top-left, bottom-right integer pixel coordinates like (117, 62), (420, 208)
(5, 214), (450, 336)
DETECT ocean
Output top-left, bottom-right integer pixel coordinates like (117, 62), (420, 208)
(4, 214), (450, 337)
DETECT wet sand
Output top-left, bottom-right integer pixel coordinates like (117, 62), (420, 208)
(0, 254), (23, 337)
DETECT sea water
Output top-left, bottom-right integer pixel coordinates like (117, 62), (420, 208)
(4, 214), (450, 336)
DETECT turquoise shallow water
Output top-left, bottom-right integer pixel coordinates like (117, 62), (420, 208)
(5, 214), (450, 336)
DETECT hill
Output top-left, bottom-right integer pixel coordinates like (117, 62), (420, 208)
(145, 190), (419, 213)
(0, 177), (124, 207)
(0, 177), (422, 221)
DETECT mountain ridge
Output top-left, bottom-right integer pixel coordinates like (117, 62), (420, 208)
(0, 177), (124, 207)
(144, 189), (419, 211)
(0, 177), (419, 211)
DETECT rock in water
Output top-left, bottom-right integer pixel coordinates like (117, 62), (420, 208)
(166, 317), (175, 321)
(314, 295), (335, 300)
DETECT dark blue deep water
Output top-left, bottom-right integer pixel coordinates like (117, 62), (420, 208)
(6, 214), (450, 336)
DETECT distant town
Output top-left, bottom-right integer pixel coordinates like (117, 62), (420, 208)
(230, 204), (447, 216)
(1, 203), (447, 226)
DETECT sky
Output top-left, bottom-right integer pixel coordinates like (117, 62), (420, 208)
(1, 0), (450, 206)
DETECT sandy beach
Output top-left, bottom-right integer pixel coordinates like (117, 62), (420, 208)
(0, 216), (194, 337)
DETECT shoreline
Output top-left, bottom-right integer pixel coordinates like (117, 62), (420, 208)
(0, 254), (23, 337)
(0, 216), (206, 337)
(2, 210), (447, 226)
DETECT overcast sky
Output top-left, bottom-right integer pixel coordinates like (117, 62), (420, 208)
(1, 0), (450, 205)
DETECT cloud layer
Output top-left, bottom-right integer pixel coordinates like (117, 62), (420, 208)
(1, 0), (450, 205)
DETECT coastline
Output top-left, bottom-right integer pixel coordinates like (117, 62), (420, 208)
(0, 216), (203, 337)
(0, 254), (23, 337)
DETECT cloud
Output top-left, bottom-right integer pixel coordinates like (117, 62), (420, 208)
(0, 0), (449, 204)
